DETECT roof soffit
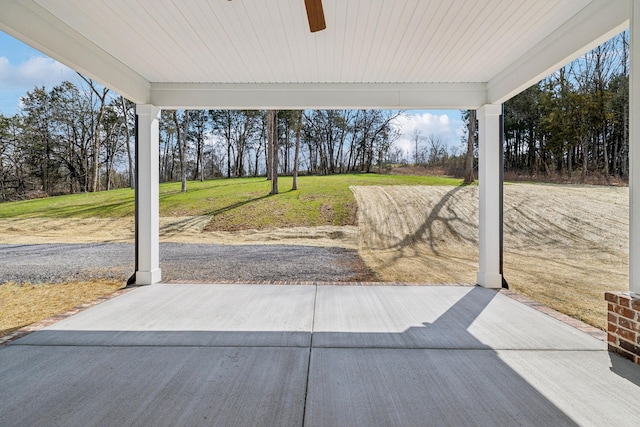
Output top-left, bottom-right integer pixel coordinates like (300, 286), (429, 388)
(0, 0), (630, 109)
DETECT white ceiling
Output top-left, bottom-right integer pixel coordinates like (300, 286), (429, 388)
(0, 0), (629, 109)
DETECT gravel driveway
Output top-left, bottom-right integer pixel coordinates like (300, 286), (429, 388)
(0, 243), (375, 284)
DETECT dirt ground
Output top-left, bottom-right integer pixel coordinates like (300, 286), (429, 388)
(0, 217), (357, 249)
(352, 184), (629, 328)
(0, 182), (628, 329)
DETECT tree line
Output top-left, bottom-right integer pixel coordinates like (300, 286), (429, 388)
(0, 31), (631, 201)
(160, 109), (403, 183)
(502, 31), (629, 181)
(0, 78), (136, 200)
(0, 79), (403, 200)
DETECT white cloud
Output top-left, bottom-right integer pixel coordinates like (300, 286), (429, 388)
(392, 111), (466, 157)
(0, 55), (79, 115)
(0, 55), (76, 90)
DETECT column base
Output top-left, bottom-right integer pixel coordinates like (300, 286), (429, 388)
(135, 269), (162, 285)
(476, 272), (502, 289)
(605, 292), (640, 365)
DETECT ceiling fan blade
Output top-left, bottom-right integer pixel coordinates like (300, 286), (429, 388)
(304, 0), (326, 32)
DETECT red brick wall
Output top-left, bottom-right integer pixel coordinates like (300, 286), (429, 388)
(605, 292), (640, 364)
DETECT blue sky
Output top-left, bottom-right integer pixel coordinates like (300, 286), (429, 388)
(393, 110), (466, 155)
(0, 31), (465, 152)
(0, 31), (78, 115)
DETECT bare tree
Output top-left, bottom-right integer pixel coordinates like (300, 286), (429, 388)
(78, 75), (109, 192)
(426, 134), (447, 165)
(191, 110), (207, 182)
(172, 110), (188, 193)
(464, 110), (476, 184)
(292, 110), (302, 191)
(267, 110), (279, 194)
(119, 97), (135, 189)
(411, 129), (424, 165)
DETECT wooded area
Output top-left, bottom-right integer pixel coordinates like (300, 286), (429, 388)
(503, 31), (629, 181)
(0, 31), (630, 201)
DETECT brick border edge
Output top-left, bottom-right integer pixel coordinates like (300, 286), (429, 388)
(0, 287), (134, 346)
(500, 289), (607, 342)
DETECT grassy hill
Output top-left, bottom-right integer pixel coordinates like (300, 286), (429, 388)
(0, 175), (627, 332)
(0, 174), (462, 230)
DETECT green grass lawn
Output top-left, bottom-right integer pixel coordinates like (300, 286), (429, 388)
(0, 173), (462, 230)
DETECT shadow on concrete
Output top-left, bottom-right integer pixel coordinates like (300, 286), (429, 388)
(1, 286), (637, 426)
(307, 287), (579, 426)
(609, 351), (640, 387)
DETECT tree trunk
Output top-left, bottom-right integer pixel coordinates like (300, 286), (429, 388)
(265, 113), (272, 181)
(602, 126), (610, 181)
(91, 99), (105, 192)
(43, 136), (50, 194)
(181, 111), (188, 192)
(464, 110), (476, 184)
(79, 76), (109, 193)
(173, 110), (188, 193)
(292, 111), (302, 191)
(581, 137), (588, 182)
(120, 97), (135, 189)
(226, 112), (232, 178)
(268, 110), (279, 194)
(192, 130), (202, 181)
(284, 118), (290, 174)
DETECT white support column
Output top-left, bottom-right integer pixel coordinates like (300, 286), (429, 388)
(477, 104), (503, 289)
(631, 0), (640, 295)
(135, 104), (162, 285)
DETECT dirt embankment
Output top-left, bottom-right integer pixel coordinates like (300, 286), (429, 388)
(352, 184), (629, 327)
(353, 184), (628, 281)
(352, 185), (479, 283)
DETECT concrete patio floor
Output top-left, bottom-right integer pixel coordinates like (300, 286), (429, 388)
(1, 284), (639, 426)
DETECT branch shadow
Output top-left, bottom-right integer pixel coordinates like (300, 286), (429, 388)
(203, 193), (273, 219)
(401, 185), (477, 254)
(362, 185), (478, 273)
(33, 199), (135, 218)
